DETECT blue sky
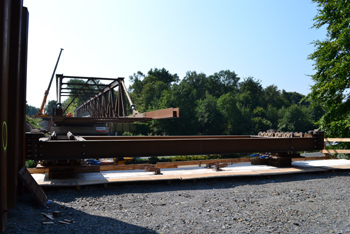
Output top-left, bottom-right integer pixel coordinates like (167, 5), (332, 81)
(23, 0), (326, 107)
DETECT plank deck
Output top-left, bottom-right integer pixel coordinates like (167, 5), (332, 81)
(30, 159), (350, 187)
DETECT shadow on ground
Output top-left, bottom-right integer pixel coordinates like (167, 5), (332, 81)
(6, 195), (155, 234)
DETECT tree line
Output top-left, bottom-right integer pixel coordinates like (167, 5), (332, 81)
(129, 68), (323, 136)
(26, 101), (39, 116)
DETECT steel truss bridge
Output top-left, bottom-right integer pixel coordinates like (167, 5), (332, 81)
(53, 74), (179, 125)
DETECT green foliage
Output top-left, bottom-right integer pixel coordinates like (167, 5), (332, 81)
(196, 94), (223, 135)
(122, 131), (134, 136)
(171, 154), (221, 161)
(25, 160), (36, 168)
(278, 105), (315, 132)
(149, 156), (159, 163)
(307, 0), (350, 137)
(128, 67), (320, 136)
(266, 105), (279, 129)
(217, 93), (244, 134)
(26, 101), (39, 116)
(44, 100), (57, 116)
(238, 77), (263, 110)
(252, 117), (272, 133)
(129, 68), (179, 112)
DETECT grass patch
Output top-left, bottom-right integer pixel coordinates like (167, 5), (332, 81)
(26, 116), (42, 129)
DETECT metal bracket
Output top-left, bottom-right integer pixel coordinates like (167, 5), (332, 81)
(205, 162), (228, 171)
(143, 165), (162, 175)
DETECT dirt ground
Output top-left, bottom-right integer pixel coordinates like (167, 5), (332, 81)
(5, 170), (350, 233)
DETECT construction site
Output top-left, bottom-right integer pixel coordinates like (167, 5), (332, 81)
(2, 1), (350, 233)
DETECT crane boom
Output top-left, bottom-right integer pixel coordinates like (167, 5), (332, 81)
(37, 48), (64, 117)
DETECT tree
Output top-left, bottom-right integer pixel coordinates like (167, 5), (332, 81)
(238, 77), (263, 110)
(251, 106), (272, 133)
(26, 101), (39, 116)
(307, 0), (350, 137)
(207, 70), (240, 98)
(217, 93), (244, 135)
(129, 68), (179, 112)
(266, 105), (279, 129)
(278, 104), (315, 132)
(263, 85), (289, 109)
(196, 94), (223, 135)
(44, 100), (57, 116)
(148, 82), (199, 135)
(282, 90), (306, 106)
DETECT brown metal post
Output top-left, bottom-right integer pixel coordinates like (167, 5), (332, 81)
(18, 6), (29, 196)
(115, 79), (127, 117)
(0, 0), (11, 231)
(7, 0), (23, 209)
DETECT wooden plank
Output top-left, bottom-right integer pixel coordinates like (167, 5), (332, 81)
(29, 156), (336, 175)
(322, 153), (337, 159)
(156, 163), (178, 168)
(156, 158), (252, 168)
(28, 166), (100, 174)
(158, 161), (200, 167)
(221, 158), (251, 163)
(292, 158), (306, 161)
(107, 176), (181, 183)
(199, 158), (251, 164)
(27, 168), (49, 174)
(100, 164), (146, 171)
(17, 167), (47, 208)
(321, 150), (350, 154)
(325, 138), (350, 142)
(320, 165), (350, 169)
(305, 156), (330, 160)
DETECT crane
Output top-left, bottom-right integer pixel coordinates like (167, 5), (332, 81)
(36, 48), (64, 118)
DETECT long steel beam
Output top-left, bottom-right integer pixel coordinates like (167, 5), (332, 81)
(35, 131), (324, 160)
(82, 135), (252, 140)
(52, 116), (153, 125)
(144, 108), (180, 119)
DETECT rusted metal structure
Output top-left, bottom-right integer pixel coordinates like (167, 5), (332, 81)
(53, 74), (179, 126)
(29, 130), (324, 161)
(56, 75), (131, 118)
(0, 0), (29, 232)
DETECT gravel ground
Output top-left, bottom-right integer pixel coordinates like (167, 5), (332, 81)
(5, 170), (350, 233)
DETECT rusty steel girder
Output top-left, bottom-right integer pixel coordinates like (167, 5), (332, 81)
(30, 130), (324, 161)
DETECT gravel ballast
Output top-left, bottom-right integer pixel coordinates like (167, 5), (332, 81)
(5, 170), (350, 233)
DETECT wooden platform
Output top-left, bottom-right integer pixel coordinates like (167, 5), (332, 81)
(30, 159), (350, 187)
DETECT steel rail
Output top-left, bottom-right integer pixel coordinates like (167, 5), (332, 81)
(35, 135), (323, 160)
